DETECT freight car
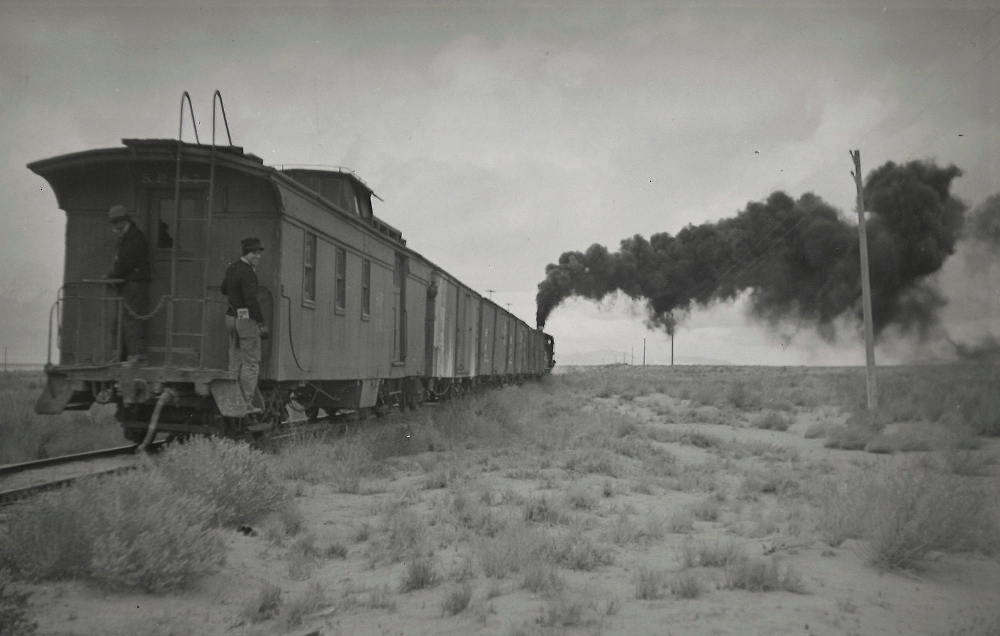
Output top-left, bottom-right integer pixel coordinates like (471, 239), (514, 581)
(30, 94), (554, 443)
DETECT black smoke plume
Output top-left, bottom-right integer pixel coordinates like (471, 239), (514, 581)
(951, 335), (1000, 363)
(536, 160), (965, 340)
(965, 193), (1000, 256)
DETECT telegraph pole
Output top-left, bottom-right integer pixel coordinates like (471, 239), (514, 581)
(671, 332), (674, 366)
(643, 338), (646, 366)
(850, 150), (878, 411)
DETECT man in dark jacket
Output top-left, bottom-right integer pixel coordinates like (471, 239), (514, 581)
(221, 237), (269, 413)
(107, 205), (152, 363)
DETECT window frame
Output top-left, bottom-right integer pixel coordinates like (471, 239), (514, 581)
(302, 231), (317, 308)
(335, 246), (347, 314)
(361, 258), (371, 319)
(393, 253), (407, 363)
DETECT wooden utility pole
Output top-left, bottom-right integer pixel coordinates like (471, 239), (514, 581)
(643, 338), (646, 366)
(670, 332), (674, 366)
(850, 150), (878, 411)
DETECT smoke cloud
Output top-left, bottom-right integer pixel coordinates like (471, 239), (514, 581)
(536, 160), (966, 341)
(964, 193), (1000, 268)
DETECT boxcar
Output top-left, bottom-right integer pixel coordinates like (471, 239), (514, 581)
(29, 135), (554, 442)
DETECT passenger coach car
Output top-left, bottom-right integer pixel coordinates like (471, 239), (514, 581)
(30, 100), (554, 442)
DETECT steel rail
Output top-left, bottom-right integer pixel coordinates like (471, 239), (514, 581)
(0, 444), (146, 478)
(0, 466), (139, 507)
(0, 441), (167, 508)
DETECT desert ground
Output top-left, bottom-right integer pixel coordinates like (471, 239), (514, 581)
(1, 364), (999, 636)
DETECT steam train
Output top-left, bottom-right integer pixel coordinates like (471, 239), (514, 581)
(31, 94), (555, 443)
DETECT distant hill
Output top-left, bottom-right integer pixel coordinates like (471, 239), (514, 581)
(557, 349), (732, 367)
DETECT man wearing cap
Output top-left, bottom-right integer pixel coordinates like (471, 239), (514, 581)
(107, 205), (152, 363)
(221, 238), (269, 413)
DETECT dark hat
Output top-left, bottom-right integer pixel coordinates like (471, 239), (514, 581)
(241, 237), (264, 254)
(108, 205), (130, 223)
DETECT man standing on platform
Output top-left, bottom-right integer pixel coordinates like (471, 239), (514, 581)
(107, 205), (151, 363)
(221, 237), (269, 413)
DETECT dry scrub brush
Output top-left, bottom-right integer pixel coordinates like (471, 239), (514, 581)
(241, 581), (282, 624)
(440, 583), (474, 616)
(0, 580), (37, 636)
(815, 459), (1000, 570)
(274, 432), (383, 493)
(833, 364), (1000, 436)
(0, 371), (121, 464)
(752, 411), (793, 431)
(725, 557), (806, 593)
(157, 436), (287, 526)
(1, 438), (287, 592)
(477, 524), (548, 579)
(1, 469), (224, 592)
(281, 582), (327, 629)
(633, 566), (669, 599)
(366, 505), (427, 566)
(400, 558), (440, 592)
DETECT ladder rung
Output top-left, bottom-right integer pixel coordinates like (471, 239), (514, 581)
(171, 333), (205, 338)
(148, 346), (197, 354)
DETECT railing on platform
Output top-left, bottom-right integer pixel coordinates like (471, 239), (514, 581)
(46, 283), (230, 370)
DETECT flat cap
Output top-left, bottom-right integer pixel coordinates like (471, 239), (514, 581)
(241, 237), (264, 254)
(108, 205), (130, 222)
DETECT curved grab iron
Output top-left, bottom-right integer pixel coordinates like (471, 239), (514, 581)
(212, 90), (233, 148)
(178, 91), (200, 145)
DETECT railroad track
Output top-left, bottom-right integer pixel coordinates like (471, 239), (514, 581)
(0, 443), (165, 507)
(0, 405), (428, 508)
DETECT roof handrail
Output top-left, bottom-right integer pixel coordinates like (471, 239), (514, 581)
(179, 91), (200, 145)
(277, 164), (383, 201)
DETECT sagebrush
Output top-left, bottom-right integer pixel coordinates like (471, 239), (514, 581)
(1, 468), (224, 592)
(157, 436), (287, 526)
(0, 437), (292, 591)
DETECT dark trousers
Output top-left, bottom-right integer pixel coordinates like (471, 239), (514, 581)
(118, 281), (149, 360)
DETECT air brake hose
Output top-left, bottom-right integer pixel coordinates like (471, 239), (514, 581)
(139, 388), (176, 452)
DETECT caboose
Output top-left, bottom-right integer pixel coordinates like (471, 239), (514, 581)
(30, 98), (554, 442)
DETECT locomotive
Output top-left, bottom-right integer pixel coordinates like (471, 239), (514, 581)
(30, 93), (555, 443)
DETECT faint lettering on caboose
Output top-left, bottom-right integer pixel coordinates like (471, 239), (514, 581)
(141, 172), (211, 186)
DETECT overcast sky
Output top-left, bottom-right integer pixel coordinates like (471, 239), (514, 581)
(1, 0), (997, 366)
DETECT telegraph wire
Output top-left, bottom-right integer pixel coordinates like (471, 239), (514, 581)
(903, 33), (1000, 160)
(687, 10), (1000, 321)
(683, 212), (815, 307)
(859, 7), (1000, 143)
